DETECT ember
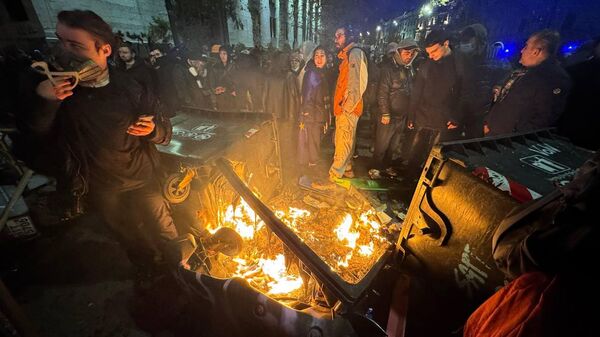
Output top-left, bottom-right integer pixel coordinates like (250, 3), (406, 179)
(205, 193), (391, 296)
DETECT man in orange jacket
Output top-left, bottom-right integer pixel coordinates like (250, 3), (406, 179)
(330, 25), (368, 180)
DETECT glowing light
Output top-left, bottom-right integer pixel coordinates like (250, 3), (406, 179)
(335, 214), (360, 249)
(393, 20), (398, 26)
(222, 199), (259, 239)
(337, 252), (353, 268)
(259, 254), (304, 294)
(421, 4), (433, 16)
(358, 242), (375, 256)
(376, 25), (382, 32)
(366, 31), (371, 36)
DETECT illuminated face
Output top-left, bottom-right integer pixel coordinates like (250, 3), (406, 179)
(149, 49), (162, 64)
(425, 41), (449, 61)
(399, 49), (415, 65)
(290, 58), (301, 71)
(520, 36), (542, 67)
(219, 50), (228, 64)
(314, 49), (326, 68)
(334, 28), (347, 50)
(56, 21), (111, 70)
(118, 46), (134, 63)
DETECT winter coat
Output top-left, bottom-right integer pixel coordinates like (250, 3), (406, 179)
(117, 59), (156, 97)
(377, 60), (414, 119)
(408, 51), (467, 129)
(486, 58), (571, 136)
(300, 61), (331, 124)
(334, 43), (368, 117)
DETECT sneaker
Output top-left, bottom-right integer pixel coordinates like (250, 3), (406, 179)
(385, 167), (398, 177)
(368, 169), (382, 179)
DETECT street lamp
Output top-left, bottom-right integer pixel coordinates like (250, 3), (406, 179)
(393, 20), (398, 26)
(421, 4), (433, 16)
(366, 31), (370, 36)
(376, 25), (381, 32)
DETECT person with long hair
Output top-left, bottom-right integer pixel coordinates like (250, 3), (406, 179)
(298, 46), (331, 168)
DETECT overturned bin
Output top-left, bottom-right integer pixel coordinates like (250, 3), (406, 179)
(159, 121), (593, 336)
(396, 129), (594, 336)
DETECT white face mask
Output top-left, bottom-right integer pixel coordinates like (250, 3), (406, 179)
(188, 66), (198, 77)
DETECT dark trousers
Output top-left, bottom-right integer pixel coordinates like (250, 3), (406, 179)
(298, 122), (324, 165)
(403, 127), (461, 181)
(373, 117), (407, 168)
(90, 181), (179, 267)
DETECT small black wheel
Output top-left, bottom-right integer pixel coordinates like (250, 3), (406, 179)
(164, 173), (191, 204)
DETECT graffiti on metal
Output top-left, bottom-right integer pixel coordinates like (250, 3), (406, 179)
(454, 244), (491, 299)
(528, 143), (561, 157)
(520, 155), (571, 175)
(173, 124), (218, 141)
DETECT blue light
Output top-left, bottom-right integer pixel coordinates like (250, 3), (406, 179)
(561, 42), (580, 54)
(505, 49), (510, 53)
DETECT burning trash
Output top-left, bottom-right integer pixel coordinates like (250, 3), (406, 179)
(195, 173), (392, 298)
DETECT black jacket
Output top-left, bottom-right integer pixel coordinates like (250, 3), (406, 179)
(558, 57), (600, 150)
(210, 60), (236, 92)
(117, 59), (156, 97)
(300, 61), (331, 124)
(408, 51), (467, 129)
(18, 69), (171, 195)
(377, 60), (414, 119)
(487, 59), (572, 136)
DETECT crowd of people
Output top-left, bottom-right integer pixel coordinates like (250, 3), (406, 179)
(0, 6), (599, 336)
(0, 8), (598, 266)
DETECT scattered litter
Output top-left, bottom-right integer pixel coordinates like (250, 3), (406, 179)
(302, 195), (330, 209)
(376, 211), (392, 226)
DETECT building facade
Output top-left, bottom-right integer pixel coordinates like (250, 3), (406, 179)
(374, 0), (600, 59)
(226, 0), (320, 49)
(0, 0), (170, 49)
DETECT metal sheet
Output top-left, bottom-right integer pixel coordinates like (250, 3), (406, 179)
(158, 112), (270, 162)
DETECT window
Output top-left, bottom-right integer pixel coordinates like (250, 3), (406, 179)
(269, 0), (276, 39)
(270, 17), (276, 39)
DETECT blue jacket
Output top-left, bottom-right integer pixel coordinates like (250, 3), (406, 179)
(300, 61), (331, 124)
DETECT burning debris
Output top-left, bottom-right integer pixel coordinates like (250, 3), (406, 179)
(202, 191), (392, 297)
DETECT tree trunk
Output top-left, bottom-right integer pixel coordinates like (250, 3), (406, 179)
(292, 0), (299, 48)
(249, 0), (262, 47)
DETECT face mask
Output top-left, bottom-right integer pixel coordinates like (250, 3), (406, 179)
(459, 43), (476, 54)
(33, 47), (108, 88)
(188, 66), (198, 77)
(31, 59), (106, 90)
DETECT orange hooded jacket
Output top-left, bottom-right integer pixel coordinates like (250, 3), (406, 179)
(334, 43), (368, 117)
